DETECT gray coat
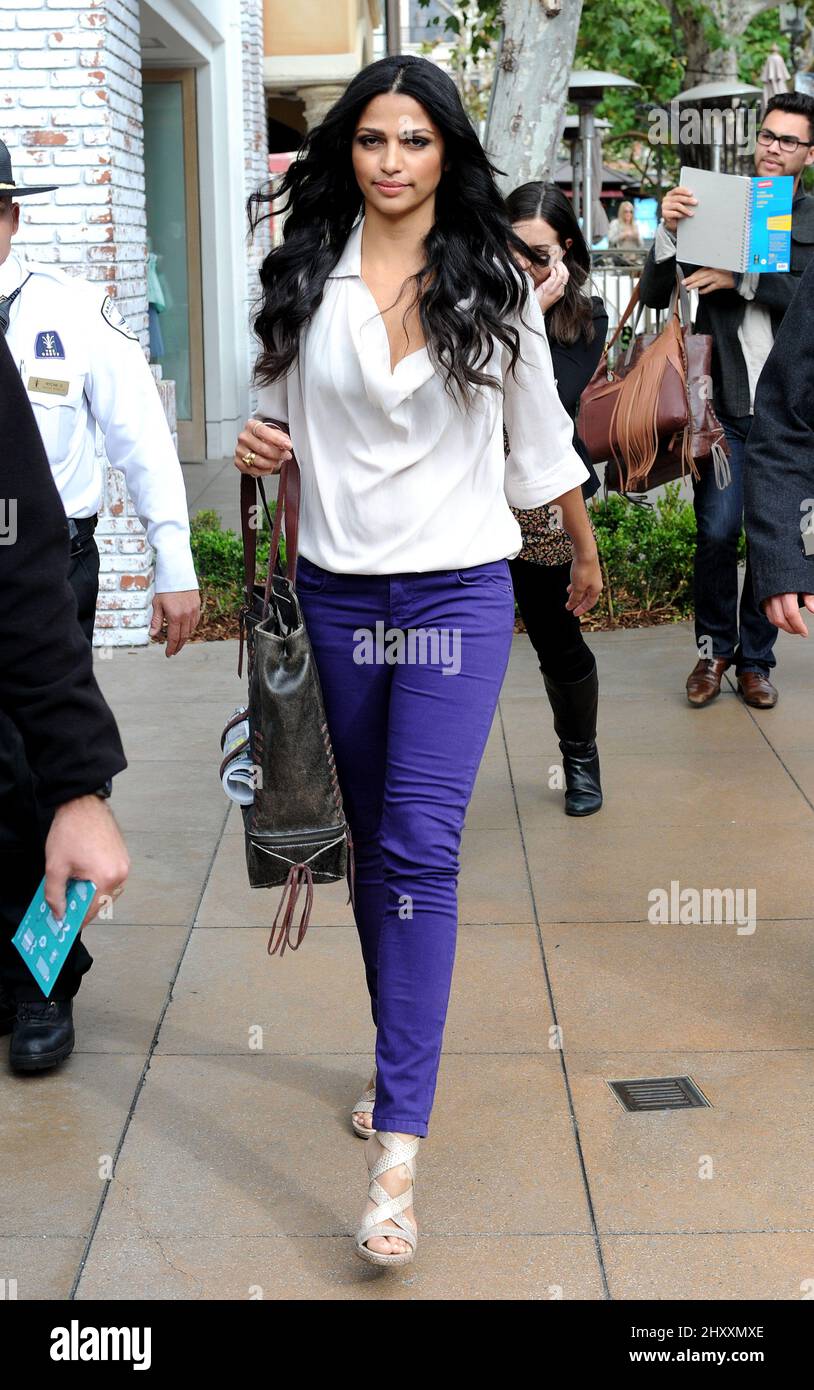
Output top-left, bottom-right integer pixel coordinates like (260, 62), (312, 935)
(744, 253), (814, 605)
(639, 189), (814, 419)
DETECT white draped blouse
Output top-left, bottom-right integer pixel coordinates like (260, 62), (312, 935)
(255, 214), (589, 574)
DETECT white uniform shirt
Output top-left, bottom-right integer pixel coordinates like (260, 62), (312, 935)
(1, 252), (197, 592)
(255, 215), (589, 574)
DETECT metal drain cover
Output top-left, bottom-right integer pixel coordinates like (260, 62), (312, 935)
(608, 1076), (711, 1112)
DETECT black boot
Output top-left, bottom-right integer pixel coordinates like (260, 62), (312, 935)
(542, 664), (603, 817)
(9, 998), (75, 1072)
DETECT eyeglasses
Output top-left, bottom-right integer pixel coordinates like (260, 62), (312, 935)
(756, 126), (814, 154)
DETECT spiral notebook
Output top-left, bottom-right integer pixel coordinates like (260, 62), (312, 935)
(676, 166), (793, 274)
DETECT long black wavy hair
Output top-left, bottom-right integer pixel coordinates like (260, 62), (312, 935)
(504, 181), (597, 347)
(248, 54), (547, 408)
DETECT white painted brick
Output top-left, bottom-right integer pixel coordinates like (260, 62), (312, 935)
(54, 148), (109, 165)
(22, 205), (81, 223)
(56, 224), (110, 242)
(0, 110), (49, 127)
(78, 10), (108, 29)
(56, 183), (110, 202)
(0, 71), (46, 87)
(3, 32), (55, 49)
(12, 224), (55, 242)
(50, 68), (105, 87)
(17, 11), (81, 27)
(107, 553), (152, 572)
(36, 167), (81, 184)
(18, 90), (80, 107)
(48, 32), (102, 49)
(18, 50), (77, 66)
(52, 106), (107, 125)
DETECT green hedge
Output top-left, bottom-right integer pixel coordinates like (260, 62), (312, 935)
(190, 506), (284, 612)
(587, 483), (746, 624)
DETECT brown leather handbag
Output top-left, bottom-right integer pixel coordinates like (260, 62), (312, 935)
(230, 430), (354, 957)
(578, 272), (730, 494)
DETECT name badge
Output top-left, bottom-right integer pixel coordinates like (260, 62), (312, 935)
(27, 376), (70, 397)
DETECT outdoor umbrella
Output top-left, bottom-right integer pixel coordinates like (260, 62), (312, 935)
(761, 45), (790, 103)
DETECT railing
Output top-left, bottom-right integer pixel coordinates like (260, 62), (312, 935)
(586, 249), (654, 337)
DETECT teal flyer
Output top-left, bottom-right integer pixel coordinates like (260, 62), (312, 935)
(12, 877), (96, 998)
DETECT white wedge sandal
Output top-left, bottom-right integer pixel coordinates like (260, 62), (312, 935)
(350, 1067), (376, 1137)
(354, 1130), (420, 1267)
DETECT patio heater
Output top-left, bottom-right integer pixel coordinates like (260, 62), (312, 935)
(568, 70), (639, 247)
(779, 3), (808, 73)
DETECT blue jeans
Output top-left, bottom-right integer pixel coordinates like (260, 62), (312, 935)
(295, 554), (515, 1137)
(692, 412), (777, 672)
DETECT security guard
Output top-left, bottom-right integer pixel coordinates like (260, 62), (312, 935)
(0, 139), (200, 1070)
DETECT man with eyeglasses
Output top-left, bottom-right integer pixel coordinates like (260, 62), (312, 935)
(640, 92), (814, 711)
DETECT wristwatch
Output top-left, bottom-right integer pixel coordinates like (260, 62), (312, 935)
(92, 782), (112, 799)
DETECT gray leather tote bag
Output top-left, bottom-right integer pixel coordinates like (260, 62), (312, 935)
(232, 434), (354, 956)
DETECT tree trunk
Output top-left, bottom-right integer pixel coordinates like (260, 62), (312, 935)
(484, 0), (584, 192)
(668, 0), (785, 87)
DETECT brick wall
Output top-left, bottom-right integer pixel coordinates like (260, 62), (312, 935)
(2, 0), (148, 342)
(1, 0), (154, 646)
(2, 0), (267, 645)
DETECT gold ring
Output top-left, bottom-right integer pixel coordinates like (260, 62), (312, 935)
(242, 450), (257, 468)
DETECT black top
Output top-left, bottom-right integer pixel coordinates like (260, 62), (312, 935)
(0, 334), (127, 808)
(744, 252), (814, 606)
(547, 294), (608, 501)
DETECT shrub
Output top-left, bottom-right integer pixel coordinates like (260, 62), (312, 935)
(189, 504), (284, 610)
(585, 483), (746, 625)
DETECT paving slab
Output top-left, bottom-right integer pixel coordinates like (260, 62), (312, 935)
(2, 619), (811, 1302)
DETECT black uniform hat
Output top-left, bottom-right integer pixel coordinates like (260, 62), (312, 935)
(0, 139), (57, 197)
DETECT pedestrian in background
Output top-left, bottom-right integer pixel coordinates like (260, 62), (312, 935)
(639, 93), (814, 710)
(506, 181), (608, 816)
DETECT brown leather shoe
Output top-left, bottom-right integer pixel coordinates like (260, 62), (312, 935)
(686, 657), (731, 706)
(736, 671), (778, 708)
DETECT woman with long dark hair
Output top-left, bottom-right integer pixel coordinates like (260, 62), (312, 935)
(504, 182), (609, 816)
(234, 56), (601, 1268)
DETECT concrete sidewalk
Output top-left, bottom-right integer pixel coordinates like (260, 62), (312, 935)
(2, 623), (813, 1301)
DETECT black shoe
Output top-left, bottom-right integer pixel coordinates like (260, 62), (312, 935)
(543, 664), (604, 817)
(9, 998), (75, 1072)
(0, 986), (14, 1037)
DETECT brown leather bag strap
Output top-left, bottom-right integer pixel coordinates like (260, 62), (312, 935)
(240, 472), (259, 603)
(239, 416), (301, 616)
(260, 415), (299, 585)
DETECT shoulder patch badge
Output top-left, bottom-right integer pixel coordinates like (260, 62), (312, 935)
(100, 295), (138, 341)
(35, 330), (65, 360)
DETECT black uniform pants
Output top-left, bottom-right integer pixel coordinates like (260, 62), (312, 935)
(0, 530), (100, 1003)
(508, 557), (596, 684)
